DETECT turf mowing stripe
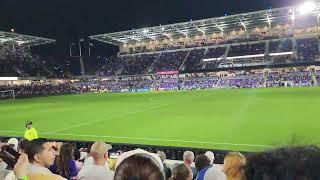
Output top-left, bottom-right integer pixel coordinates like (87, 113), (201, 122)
(49, 103), (169, 133)
(0, 130), (276, 148)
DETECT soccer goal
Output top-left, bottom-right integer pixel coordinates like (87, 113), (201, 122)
(0, 90), (15, 100)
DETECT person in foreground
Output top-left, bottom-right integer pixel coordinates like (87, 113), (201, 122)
(13, 153), (66, 180)
(77, 141), (114, 180)
(114, 149), (165, 180)
(171, 164), (193, 180)
(244, 146), (320, 180)
(183, 151), (197, 179)
(24, 121), (38, 141)
(224, 152), (246, 180)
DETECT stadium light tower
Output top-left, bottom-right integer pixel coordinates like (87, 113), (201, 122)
(298, 1), (316, 15)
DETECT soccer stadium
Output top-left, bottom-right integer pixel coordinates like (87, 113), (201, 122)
(1, 0), (320, 179)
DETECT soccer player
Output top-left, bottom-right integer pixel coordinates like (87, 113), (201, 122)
(24, 121), (38, 141)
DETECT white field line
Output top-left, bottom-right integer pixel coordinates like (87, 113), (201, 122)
(0, 130), (276, 148)
(49, 103), (169, 133)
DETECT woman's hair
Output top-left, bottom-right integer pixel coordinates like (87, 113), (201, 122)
(171, 164), (192, 180)
(224, 152), (246, 180)
(114, 153), (165, 180)
(57, 143), (75, 177)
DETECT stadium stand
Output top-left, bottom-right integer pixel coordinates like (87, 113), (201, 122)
(153, 51), (189, 72)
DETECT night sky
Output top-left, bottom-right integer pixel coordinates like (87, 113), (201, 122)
(0, 0), (303, 60)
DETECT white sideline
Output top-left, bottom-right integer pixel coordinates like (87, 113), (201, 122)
(0, 130), (276, 148)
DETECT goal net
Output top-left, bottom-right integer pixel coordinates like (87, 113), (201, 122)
(0, 90), (15, 100)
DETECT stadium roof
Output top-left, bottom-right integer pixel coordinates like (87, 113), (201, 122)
(0, 31), (55, 47)
(90, 3), (320, 46)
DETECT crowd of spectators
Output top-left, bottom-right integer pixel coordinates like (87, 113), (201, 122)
(0, 83), (79, 98)
(153, 51), (189, 72)
(297, 38), (320, 62)
(120, 54), (157, 75)
(123, 25), (294, 54)
(1, 137), (320, 180)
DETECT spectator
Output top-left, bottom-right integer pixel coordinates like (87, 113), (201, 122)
(244, 146), (320, 180)
(51, 143), (77, 180)
(0, 143), (11, 179)
(224, 152), (246, 180)
(13, 153), (66, 180)
(7, 138), (18, 152)
(183, 151), (197, 179)
(171, 164), (193, 180)
(18, 138), (29, 154)
(195, 154), (210, 180)
(24, 121), (38, 141)
(157, 151), (172, 179)
(114, 151), (164, 180)
(77, 141), (114, 180)
(205, 151), (224, 171)
(24, 138), (58, 175)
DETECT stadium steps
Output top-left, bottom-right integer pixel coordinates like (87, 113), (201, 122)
(201, 48), (209, 69)
(265, 41), (270, 55)
(311, 70), (318, 85)
(292, 38), (298, 58)
(115, 66), (124, 76)
(224, 45), (231, 57)
(147, 53), (162, 73)
(317, 37), (320, 56)
(179, 50), (191, 71)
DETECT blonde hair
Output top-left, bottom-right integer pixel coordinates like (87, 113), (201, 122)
(90, 141), (109, 160)
(224, 152), (246, 180)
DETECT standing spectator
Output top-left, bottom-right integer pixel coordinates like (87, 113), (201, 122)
(53, 143), (77, 180)
(183, 151), (197, 179)
(171, 164), (193, 180)
(77, 141), (114, 180)
(195, 154), (210, 180)
(224, 152), (246, 180)
(24, 121), (38, 141)
(157, 151), (172, 179)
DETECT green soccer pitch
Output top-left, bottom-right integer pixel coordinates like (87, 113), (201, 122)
(0, 87), (319, 152)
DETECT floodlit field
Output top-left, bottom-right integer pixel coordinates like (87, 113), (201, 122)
(1, 87), (319, 151)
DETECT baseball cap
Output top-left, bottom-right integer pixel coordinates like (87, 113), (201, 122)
(25, 121), (32, 127)
(7, 138), (18, 151)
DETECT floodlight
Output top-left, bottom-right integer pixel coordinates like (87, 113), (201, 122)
(298, 2), (316, 15)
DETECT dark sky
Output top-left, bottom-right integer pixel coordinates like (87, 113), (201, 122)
(0, 0), (303, 59)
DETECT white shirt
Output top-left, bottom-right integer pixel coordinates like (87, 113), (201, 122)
(78, 164), (114, 180)
(28, 163), (53, 175)
(203, 167), (226, 180)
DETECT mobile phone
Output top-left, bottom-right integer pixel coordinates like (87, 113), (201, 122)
(0, 145), (20, 169)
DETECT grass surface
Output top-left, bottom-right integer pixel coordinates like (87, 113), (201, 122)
(0, 87), (320, 151)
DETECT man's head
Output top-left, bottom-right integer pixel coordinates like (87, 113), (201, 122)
(26, 121), (33, 129)
(25, 138), (56, 168)
(195, 154), (211, 171)
(18, 138), (29, 154)
(183, 151), (194, 166)
(90, 141), (112, 165)
(172, 164), (192, 180)
(157, 151), (166, 163)
(205, 151), (215, 165)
